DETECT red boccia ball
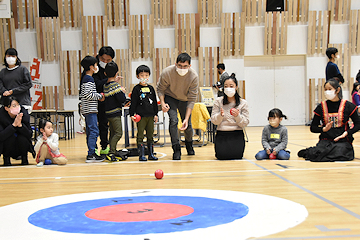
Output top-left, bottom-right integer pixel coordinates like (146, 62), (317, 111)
(230, 108), (236, 116)
(134, 114), (141, 123)
(269, 153), (277, 160)
(155, 169), (164, 179)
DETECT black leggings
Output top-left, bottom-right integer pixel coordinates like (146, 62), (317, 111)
(3, 134), (30, 158)
(215, 130), (245, 160)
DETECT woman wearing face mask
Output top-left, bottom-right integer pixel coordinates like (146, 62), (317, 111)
(298, 78), (360, 162)
(0, 96), (35, 166)
(255, 108), (290, 160)
(0, 48), (33, 113)
(211, 73), (249, 160)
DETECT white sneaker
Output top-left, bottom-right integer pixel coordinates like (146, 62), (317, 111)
(37, 162), (44, 167)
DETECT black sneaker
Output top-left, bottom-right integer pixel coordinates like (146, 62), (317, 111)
(86, 154), (105, 163)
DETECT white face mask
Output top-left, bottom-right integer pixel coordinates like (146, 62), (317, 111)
(6, 57), (16, 66)
(94, 66), (99, 74)
(139, 78), (149, 84)
(224, 88), (236, 97)
(269, 119), (280, 128)
(99, 60), (107, 69)
(325, 90), (336, 100)
(176, 67), (189, 76)
(336, 55), (340, 59)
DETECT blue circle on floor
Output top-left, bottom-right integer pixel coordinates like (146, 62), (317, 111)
(28, 195), (249, 235)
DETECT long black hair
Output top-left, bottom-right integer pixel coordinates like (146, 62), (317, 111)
(38, 118), (52, 134)
(222, 73), (241, 107)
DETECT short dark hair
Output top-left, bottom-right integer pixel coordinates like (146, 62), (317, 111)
(104, 61), (118, 78)
(3, 48), (21, 67)
(2, 96), (19, 108)
(326, 47), (338, 59)
(98, 46), (115, 59)
(217, 63), (225, 70)
(136, 65), (151, 76)
(268, 108), (287, 120)
(81, 56), (97, 71)
(38, 118), (52, 134)
(176, 53), (191, 65)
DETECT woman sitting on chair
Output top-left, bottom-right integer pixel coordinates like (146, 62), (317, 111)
(0, 96), (35, 166)
(211, 73), (249, 160)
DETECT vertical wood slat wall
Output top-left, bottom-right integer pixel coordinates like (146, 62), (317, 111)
(129, 15), (154, 59)
(349, 10), (360, 54)
(60, 50), (81, 97)
(264, 11), (288, 55)
(152, 0), (176, 26)
(175, 13), (200, 57)
(287, 0), (309, 23)
(242, 0), (265, 24)
(329, 43), (351, 91)
(0, 19), (16, 59)
(307, 11), (329, 55)
(152, 48), (177, 87)
(308, 78), (326, 121)
(57, 0), (83, 28)
(220, 12), (245, 58)
(328, 0), (351, 22)
(104, 0), (129, 27)
(198, 0), (223, 25)
(115, 49), (132, 93)
(82, 16), (108, 57)
(11, 0), (38, 29)
(35, 17), (61, 62)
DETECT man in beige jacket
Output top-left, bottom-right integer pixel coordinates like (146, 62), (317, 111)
(157, 53), (199, 160)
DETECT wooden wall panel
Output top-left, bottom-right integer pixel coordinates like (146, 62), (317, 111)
(350, 10), (360, 54)
(105, 0), (129, 27)
(114, 49), (132, 93)
(12, 0), (38, 29)
(82, 16), (108, 56)
(175, 13), (200, 57)
(328, 0), (350, 22)
(287, 0), (309, 23)
(0, 19), (16, 60)
(152, 48), (177, 88)
(129, 15), (154, 59)
(35, 17), (61, 62)
(152, 0), (176, 26)
(60, 50), (81, 96)
(220, 13), (245, 58)
(198, 0), (222, 25)
(58, 0), (83, 28)
(242, 0), (265, 24)
(198, 47), (219, 90)
(264, 12), (287, 55)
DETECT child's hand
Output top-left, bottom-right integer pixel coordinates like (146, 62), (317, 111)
(272, 150), (277, 155)
(115, 75), (124, 83)
(266, 149), (271, 155)
(220, 107), (224, 117)
(323, 121), (333, 132)
(99, 93), (105, 102)
(42, 132), (47, 141)
(130, 116), (136, 122)
(334, 131), (348, 142)
(154, 115), (158, 124)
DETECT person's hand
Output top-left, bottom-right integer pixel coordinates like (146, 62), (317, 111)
(115, 75), (123, 83)
(272, 150), (277, 155)
(230, 108), (239, 117)
(322, 121), (333, 132)
(42, 132), (47, 141)
(130, 115), (136, 122)
(162, 103), (170, 112)
(266, 149), (271, 155)
(3, 90), (12, 96)
(12, 113), (23, 127)
(154, 115), (158, 124)
(179, 119), (188, 131)
(334, 131), (348, 142)
(99, 93), (105, 102)
(220, 107), (224, 117)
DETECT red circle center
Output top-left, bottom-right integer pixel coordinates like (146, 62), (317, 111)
(85, 202), (194, 222)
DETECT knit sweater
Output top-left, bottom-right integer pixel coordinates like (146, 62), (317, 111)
(261, 124), (288, 152)
(0, 65), (32, 106)
(34, 133), (60, 156)
(157, 65), (199, 109)
(103, 81), (126, 118)
(80, 74), (103, 115)
(129, 84), (158, 117)
(211, 97), (249, 131)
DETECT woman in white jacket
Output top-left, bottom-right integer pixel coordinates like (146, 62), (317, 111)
(35, 119), (67, 166)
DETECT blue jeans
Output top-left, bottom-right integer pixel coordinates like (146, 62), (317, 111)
(255, 149), (290, 160)
(85, 113), (99, 156)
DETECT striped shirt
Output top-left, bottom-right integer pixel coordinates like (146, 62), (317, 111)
(103, 81), (126, 118)
(80, 75), (102, 115)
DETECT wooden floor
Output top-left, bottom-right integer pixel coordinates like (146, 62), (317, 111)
(1, 125), (360, 239)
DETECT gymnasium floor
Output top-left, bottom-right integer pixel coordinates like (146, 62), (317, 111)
(0, 126), (360, 239)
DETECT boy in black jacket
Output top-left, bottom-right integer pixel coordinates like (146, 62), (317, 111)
(130, 65), (158, 161)
(103, 62), (126, 161)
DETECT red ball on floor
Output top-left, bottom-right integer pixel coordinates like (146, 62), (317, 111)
(155, 169), (164, 179)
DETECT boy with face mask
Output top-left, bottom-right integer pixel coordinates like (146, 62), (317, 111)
(157, 53), (199, 160)
(255, 108), (290, 160)
(130, 65), (159, 161)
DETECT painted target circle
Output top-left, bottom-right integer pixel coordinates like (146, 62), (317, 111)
(0, 189), (308, 240)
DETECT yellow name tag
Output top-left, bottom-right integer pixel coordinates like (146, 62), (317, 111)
(141, 87), (150, 93)
(270, 134), (280, 139)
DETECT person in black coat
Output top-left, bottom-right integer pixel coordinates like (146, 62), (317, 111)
(0, 96), (35, 166)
